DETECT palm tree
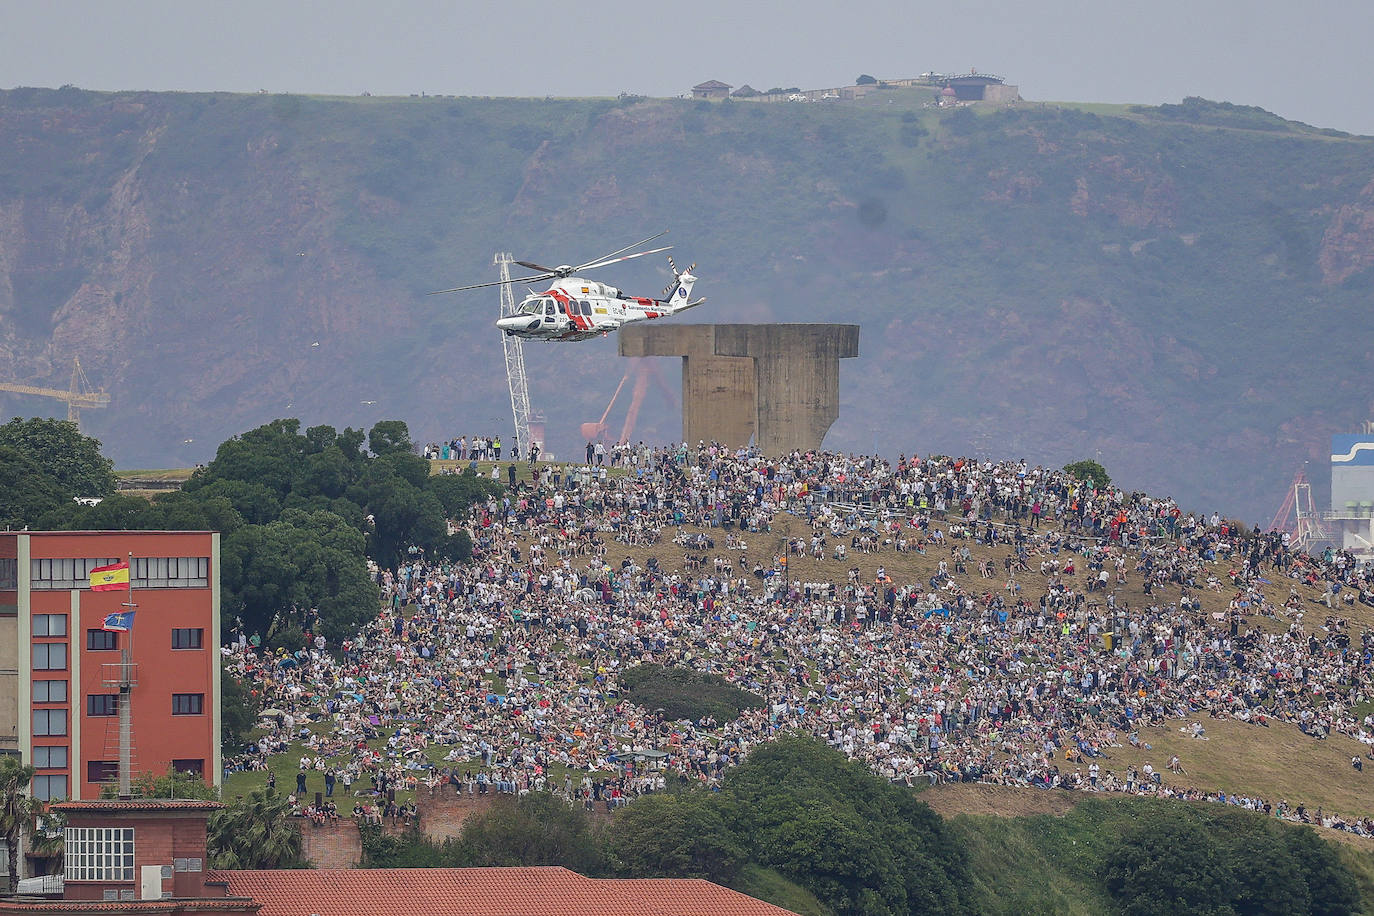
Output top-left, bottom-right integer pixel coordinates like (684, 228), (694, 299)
(208, 788), (309, 870)
(0, 756), (37, 892)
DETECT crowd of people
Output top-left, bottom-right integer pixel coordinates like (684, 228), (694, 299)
(223, 443), (1374, 836)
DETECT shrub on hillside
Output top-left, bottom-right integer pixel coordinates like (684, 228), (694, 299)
(617, 665), (764, 723)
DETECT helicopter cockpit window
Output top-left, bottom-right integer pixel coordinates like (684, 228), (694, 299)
(520, 299), (539, 314)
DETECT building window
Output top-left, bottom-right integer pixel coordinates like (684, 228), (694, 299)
(33, 746), (68, 769)
(64, 827), (134, 881)
(172, 628), (204, 649)
(33, 709), (67, 737)
(172, 759), (204, 777)
(87, 694), (119, 717)
(33, 643), (67, 670)
(172, 857), (203, 873)
(86, 629), (118, 651)
(172, 694), (204, 716)
(32, 775), (68, 802)
(33, 680), (68, 703)
(132, 557), (209, 589)
(87, 761), (119, 784)
(0, 557), (16, 590)
(30, 558), (119, 591)
(33, 614), (67, 637)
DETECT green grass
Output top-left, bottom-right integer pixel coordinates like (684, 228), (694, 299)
(115, 467), (195, 480)
(729, 864), (832, 916)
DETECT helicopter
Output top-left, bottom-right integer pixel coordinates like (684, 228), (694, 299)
(431, 231), (705, 341)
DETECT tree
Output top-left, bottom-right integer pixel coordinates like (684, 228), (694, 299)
(0, 417), (116, 498)
(208, 788), (308, 869)
(608, 791), (744, 883)
(723, 739), (974, 916)
(0, 445), (70, 529)
(100, 766), (218, 801)
(454, 792), (605, 874)
(1101, 813), (1231, 916)
(220, 663), (258, 755)
(1063, 459), (1111, 490)
(368, 420), (413, 457)
(0, 756), (37, 892)
(856, 74), (877, 85)
(219, 509), (377, 643)
(426, 472), (503, 520)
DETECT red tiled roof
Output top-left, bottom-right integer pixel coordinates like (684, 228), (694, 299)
(210, 867), (799, 916)
(54, 800), (224, 812)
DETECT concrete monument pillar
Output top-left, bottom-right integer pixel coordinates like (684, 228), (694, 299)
(619, 323), (859, 454)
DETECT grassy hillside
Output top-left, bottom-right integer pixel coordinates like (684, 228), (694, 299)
(3, 88), (1374, 521)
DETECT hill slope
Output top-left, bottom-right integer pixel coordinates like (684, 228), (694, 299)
(2, 88), (1374, 519)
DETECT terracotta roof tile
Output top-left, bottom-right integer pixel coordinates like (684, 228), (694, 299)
(54, 800), (225, 812)
(209, 867), (798, 916)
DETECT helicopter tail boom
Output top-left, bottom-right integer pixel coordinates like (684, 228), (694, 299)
(659, 257), (698, 311)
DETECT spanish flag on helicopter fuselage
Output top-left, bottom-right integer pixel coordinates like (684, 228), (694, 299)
(90, 561), (129, 591)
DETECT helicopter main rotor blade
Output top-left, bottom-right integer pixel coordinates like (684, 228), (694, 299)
(578, 245), (673, 273)
(429, 273), (556, 294)
(574, 230), (668, 272)
(515, 260), (559, 273)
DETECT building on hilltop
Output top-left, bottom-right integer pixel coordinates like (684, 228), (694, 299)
(0, 531), (221, 882)
(691, 80), (733, 100)
(1329, 424), (1374, 558)
(0, 801), (800, 916)
(938, 72), (1020, 103)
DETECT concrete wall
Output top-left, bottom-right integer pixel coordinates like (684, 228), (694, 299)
(620, 324), (859, 454)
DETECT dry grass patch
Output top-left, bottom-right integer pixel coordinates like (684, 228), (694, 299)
(1105, 716), (1372, 818)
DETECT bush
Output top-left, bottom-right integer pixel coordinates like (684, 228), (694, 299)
(617, 665), (764, 723)
(1063, 459), (1111, 490)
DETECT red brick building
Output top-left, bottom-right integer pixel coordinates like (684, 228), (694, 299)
(0, 802), (798, 916)
(0, 532), (221, 804)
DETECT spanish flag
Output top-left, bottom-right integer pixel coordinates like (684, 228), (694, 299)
(89, 562), (129, 592)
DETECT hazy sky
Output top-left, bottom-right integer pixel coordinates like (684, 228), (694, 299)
(4, 0), (1373, 135)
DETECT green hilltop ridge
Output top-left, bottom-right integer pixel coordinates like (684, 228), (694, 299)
(1, 87), (1373, 519)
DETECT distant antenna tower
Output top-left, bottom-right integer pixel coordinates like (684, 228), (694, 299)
(495, 253), (532, 459)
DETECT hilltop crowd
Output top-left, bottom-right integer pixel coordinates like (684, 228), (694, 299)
(223, 443), (1374, 835)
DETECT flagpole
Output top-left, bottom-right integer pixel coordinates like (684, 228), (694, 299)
(117, 551), (136, 798)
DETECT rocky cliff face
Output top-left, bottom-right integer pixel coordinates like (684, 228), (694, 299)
(1, 88), (1372, 520)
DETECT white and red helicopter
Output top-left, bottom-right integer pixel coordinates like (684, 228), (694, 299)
(432, 231), (704, 341)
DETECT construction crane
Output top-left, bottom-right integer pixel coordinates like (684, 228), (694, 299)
(495, 253), (533, 458)
(1267, 467), (1330, 551)
(0, 356), (110, 429)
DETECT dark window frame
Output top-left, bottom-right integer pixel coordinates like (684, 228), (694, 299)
(172, 693), (204, 716)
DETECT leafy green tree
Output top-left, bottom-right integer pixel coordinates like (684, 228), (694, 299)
(0, 756), (37, 892)
(220, 663), (258, 755)
(359, 823), (451, 867)
(1101, 813), (1231, 916)
(185, 479), (282, 526)
(426, 472), (503, 519)
(99, 766), (218, 801)
(1277, 827), (1361, 916)
(350, 462), (447, 565)
(608, 791), (745, 883)
(219, 509), (376, 643)
(0, 417), (116, 497)
(209, 788), (308, 869)
(0, 445), (70, 528)
(1063, 459), (1111, 490)
(856, 74), (877, 85)
(368, 419), (414, 457)
(455, 791), (605, 874)
(724, 739), (974, 916)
